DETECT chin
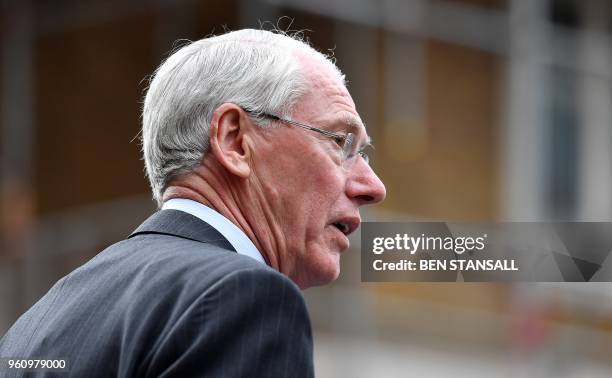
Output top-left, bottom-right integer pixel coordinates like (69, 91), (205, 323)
(298, 254), (341, 289)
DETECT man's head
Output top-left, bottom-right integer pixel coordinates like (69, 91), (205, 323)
(142, 29), (385, 288)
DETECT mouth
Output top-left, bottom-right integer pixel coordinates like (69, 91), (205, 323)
(331, 216), (360, 237)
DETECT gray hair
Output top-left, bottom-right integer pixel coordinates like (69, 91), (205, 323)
(141, 29), (345, 207)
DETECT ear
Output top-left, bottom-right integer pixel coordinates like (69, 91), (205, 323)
(208, 103), (253, 178)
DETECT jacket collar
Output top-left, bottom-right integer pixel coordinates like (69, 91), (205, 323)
(128, 209), (235, 252)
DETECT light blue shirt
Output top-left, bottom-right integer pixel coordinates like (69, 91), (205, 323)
(161, 198), (266, 265)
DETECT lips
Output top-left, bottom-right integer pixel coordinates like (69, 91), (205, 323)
(331, 216), (360, 237)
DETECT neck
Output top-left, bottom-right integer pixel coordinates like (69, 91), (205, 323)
(162, 158), (284, 271)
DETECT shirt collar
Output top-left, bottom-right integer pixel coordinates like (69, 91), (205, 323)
(161, 198), (266, 265)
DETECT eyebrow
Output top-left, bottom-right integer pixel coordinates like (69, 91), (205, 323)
(337, 114), (372, 148)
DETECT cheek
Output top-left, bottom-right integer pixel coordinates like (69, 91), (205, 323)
(296, 175), (346, 248)
(254, 136), (346, 230)
(276, 155), (344, 214)
(278, 180), (332, 230)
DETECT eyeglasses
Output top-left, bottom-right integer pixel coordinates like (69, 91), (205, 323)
(245, 110), (370, 167)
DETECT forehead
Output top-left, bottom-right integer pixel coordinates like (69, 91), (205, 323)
(293, 51), (370, 144)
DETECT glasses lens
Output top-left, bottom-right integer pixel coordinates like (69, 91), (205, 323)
(342, 133), (354, 160)
(361, 152), (370, 164)
(341, 134), (372, 169)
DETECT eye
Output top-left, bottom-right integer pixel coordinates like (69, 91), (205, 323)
(358, 151), (370, 164)
(332, 135), (345, 147)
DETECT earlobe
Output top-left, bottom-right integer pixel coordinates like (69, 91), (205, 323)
(208, 104), (252, 179)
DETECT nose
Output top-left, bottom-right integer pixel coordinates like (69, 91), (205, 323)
(345, 159), (386, 206)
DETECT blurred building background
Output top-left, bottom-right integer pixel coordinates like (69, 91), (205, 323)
(1, 0), (612, 376)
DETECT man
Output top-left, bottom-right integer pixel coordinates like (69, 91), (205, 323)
(0, 29), (385, 377)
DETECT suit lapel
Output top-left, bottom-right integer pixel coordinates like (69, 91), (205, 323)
(128, 209), (236, 252)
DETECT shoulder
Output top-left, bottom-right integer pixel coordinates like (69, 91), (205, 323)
(141, 262), (313, 377)
(202, 264), (306, 311)
(116, 237), (313, 377)
(98, 233), (305, 313)
(102, 232), (263, 283)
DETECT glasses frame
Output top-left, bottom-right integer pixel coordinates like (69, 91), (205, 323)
(244, 110), (369, 164)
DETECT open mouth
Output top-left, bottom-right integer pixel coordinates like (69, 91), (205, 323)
(333, 222), (350, 234)
(331, 217), (360, 236)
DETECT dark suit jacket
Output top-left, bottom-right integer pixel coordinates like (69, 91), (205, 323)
(0, 210), (314, 377)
